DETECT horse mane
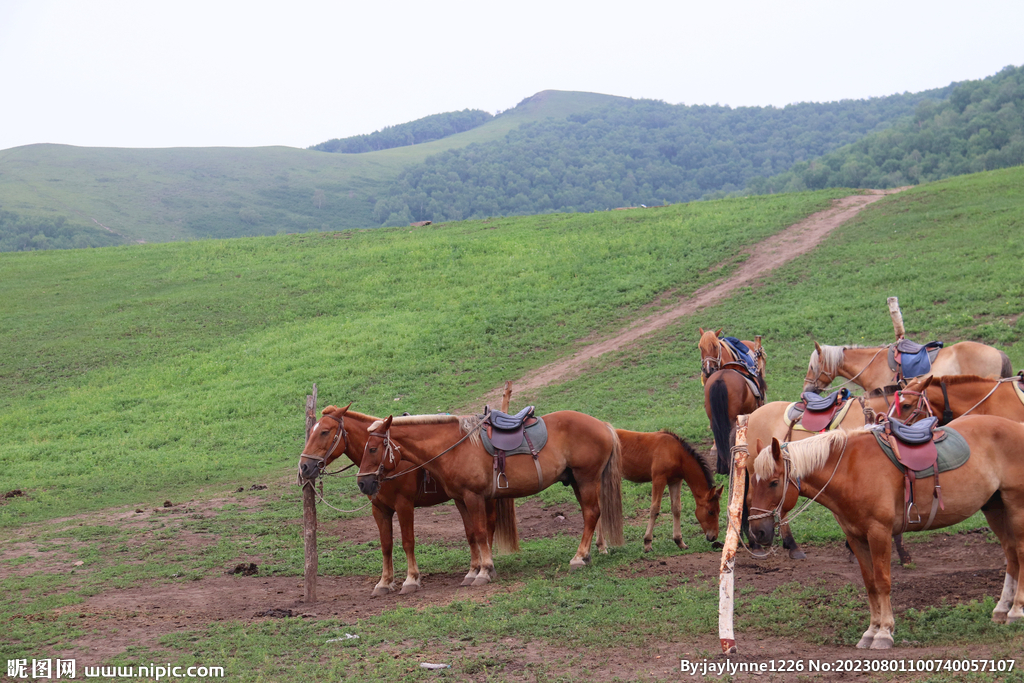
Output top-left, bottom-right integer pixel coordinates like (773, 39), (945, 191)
(660, 429), (714, 488)
(929, 374), (991, 386)
(808, 344), (877, 377)
(752, 430), (850, 481)
(368, 414), (484, 447)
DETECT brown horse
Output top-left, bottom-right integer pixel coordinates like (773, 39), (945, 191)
(614, 429), (723, 551)
(745, 416), (1024, 649)
(356, 411), (624, 586)
(895, 374), (1024, 424)
(298, 404), (517, 597)
(746, 396), (912, 564)
(803, 340), (1011, 394)
(705, 368), (762, 475)
(698, 328), (766, 387)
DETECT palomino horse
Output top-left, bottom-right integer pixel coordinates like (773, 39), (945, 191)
(613, 429), (723, 551)
(357, 411), (624, 586)
(705, 368), (762, 475)
(745, 416), (1024, 649)
(298, 404), (518, 597)
(803, 340), (1011, 394)
(698, 328), (766, 390)
(746, 396), (912, 564)
(894, 374), (1024, 424)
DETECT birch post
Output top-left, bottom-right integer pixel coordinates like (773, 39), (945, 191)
(887, 297), (906, 340)
(302, 383), (318, 604)
(501, 381), (513, 413)
(718, 414), (749, 654)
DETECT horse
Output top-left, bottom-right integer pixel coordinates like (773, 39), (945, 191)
(803, 340), (1011, 394)
(744, 416), (1024, 649)
(356, 411), (624, 587)
(745, 396), (912, 564)
(894, 374), (1024, 424)
(613, 429), (723, 551)
(705, 368), (763, 475)
(698, 328), (766, 390)
(298, 404), (518, 597)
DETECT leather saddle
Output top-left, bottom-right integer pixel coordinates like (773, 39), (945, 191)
(792, 389), (849, 432)
(882, 416), (948, 531)
(887, 339), (943, 381)
(483, 406), (543, 491)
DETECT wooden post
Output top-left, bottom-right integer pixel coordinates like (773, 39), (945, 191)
(302, 384), (318, 604)
(887, 297), (905, 340)
(718, 414), (749, 654)
(501, 381), (513, 413)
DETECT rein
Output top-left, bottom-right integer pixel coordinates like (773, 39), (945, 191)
(811, 346), (887, 393)
(375, 419), (486, 483)
(955, 376), (1016, 418)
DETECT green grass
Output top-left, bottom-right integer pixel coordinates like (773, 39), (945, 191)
(0, 91), (629, 244)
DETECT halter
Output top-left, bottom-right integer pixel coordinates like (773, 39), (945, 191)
(359, 427), (402, 486)
(299, 413), (350, 477)
(701, 341), (724, 380)
(886, 387), (934, 423)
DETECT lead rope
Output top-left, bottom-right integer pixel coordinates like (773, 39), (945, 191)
(301, 477), (376, 514)
(728, 444), (777, 558)
(956, 376), (1016, 418)
(771, 435), (849, 528)
(827, 347), (888, 392)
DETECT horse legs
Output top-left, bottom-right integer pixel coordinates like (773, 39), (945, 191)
(371, 503), (399, 597)
(643, 475), (668, 552)
(395, 500), (421, 595)
(453, 499), (482, 586)
(568, 479), (602, 568)
(463, 494), (497, 586)
(780, 515), (805, 560)
(668, 480), (687, 550)
(847, 527), (896, 649)
(893, 534), (912, 565)
(983, 506), (1022, 623)
(846, 533), (882, 648)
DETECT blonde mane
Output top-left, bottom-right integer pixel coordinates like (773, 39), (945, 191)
(368, 413), (483, 447)
(753, 430), (852, 480)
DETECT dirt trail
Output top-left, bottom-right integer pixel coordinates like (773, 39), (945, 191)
(470, 189), (906, 409)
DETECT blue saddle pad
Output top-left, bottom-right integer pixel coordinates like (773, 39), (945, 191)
(721, 336), (758, 375)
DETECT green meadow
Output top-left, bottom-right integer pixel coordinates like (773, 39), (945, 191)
(3, 167), (1024, 680)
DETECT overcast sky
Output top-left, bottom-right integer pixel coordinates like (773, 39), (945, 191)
(1, 0), (1021, 152)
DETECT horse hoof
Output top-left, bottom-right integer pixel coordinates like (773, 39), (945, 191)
(399, 582), (420, 595)
(674, 538), (688, 550)
(992, 611), (1008, 624)
(789, 549), (806, 560)
(870, 635), (894, 650)
(855, 636), (873, 649)
(1006, 612), (1022, 624)
(643, 543), (653, 553)
(599, 547), (610, 555)
(371, 585), (391, 598)
(471, 574), (492, 587)
(460, 576), (476, 587)
(569, 557), (590, 570)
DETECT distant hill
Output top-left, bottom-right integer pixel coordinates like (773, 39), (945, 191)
(309, 109), (494, 153)
(0, 91), (626, 250)
(749, 64), (1024, 194)
(370, 86), (955, 225)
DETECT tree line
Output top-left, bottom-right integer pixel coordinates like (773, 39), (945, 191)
(0, 209), (124, 252)
(310, 109), (494, 153)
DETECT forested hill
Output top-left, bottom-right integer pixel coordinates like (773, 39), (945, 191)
(310, 109), (493, 153)
(749, 64), (1024, 194)
(369, 86), (955, 225)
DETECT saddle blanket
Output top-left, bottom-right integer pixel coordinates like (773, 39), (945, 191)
(722, 336), (758, 375)
(887, 340), (943, 379)
(872, 425), (970, 477)
(481, 417), (548, 456)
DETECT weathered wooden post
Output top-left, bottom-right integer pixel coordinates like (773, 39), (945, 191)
(302, 383), (318, 604)
(501, 381), (513, 413)
(718, 414), (749, 654)
(887, 297), (905, 340)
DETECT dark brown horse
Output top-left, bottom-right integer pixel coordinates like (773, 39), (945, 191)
(613, 429), (723, 551)
(356, 411), (624, 586)
(298, 405), (517, 596)
(803, 341), (1011, 394)
(745, 417), (1024, 649)
(705, 368), (762, 475)
(895, 374), (1024, 424)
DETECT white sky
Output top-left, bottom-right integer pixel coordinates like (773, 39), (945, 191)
(1, 0), (1022, 151)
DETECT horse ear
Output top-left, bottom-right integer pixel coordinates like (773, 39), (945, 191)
(755, 438), (764, 455)
(921, 375), (934, 389)
(770, 438), (784, 468)
(712, 484), (724, 500)
(698, 327), (705, 336)
(340, 402), (352, 414)
(383, 415), (394, 430)
(814, 341), (823, 356)
(715, 328), (722, 337)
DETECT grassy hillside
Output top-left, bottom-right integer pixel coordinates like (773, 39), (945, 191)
(0, 91), (626, 246)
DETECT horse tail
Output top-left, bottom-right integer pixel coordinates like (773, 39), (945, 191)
(999, 350), (1013, 378)
(709, 376), (733, 475)
(599, 423), (625, 547)
(493, 498), (520, 554)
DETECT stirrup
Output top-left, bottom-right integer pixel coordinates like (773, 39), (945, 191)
(497, 472), (510, 489)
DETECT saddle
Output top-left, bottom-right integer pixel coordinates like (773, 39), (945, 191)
(721, 336), (758, 376)
(873, 417), (960, 532)
(887, 339), (943, 381)
(482, 406), (547, 493)
(786, 389), (851, 433)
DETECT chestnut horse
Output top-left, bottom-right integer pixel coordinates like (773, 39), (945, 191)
(745, 396), (912, 564)
(895, 374), (1024, 424)
(705, 368), (762, 475)
(613, 429), (723, 551)
(298, 404), (517, 597)
(745, 417), (1024, 649)
(803, 340), (1011, 394)
(698, 328), (765, 388)
(357, 411), (624, 586)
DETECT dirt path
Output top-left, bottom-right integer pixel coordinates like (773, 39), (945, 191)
(470, 189), (906, 409)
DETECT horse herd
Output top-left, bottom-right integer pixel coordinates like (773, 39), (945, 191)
(297, 330), (1024, 650)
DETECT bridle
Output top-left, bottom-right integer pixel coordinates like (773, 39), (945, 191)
(886, 387), (934, 423)
(701, 341), (724, 380)
(359, 427), (402, 486)
(299, 413), (351, 478)
(805, 346), (888, 393)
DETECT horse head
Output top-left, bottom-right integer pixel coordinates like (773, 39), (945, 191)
(298, 403), (352, 481)
(697, 327), (724, 378)
(803, 341), (837, 393)
(889, 375), (935, 423)
(745, 438), (787, 547)
(696, 484), (725, 542)
(357, 415), (401, 497)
